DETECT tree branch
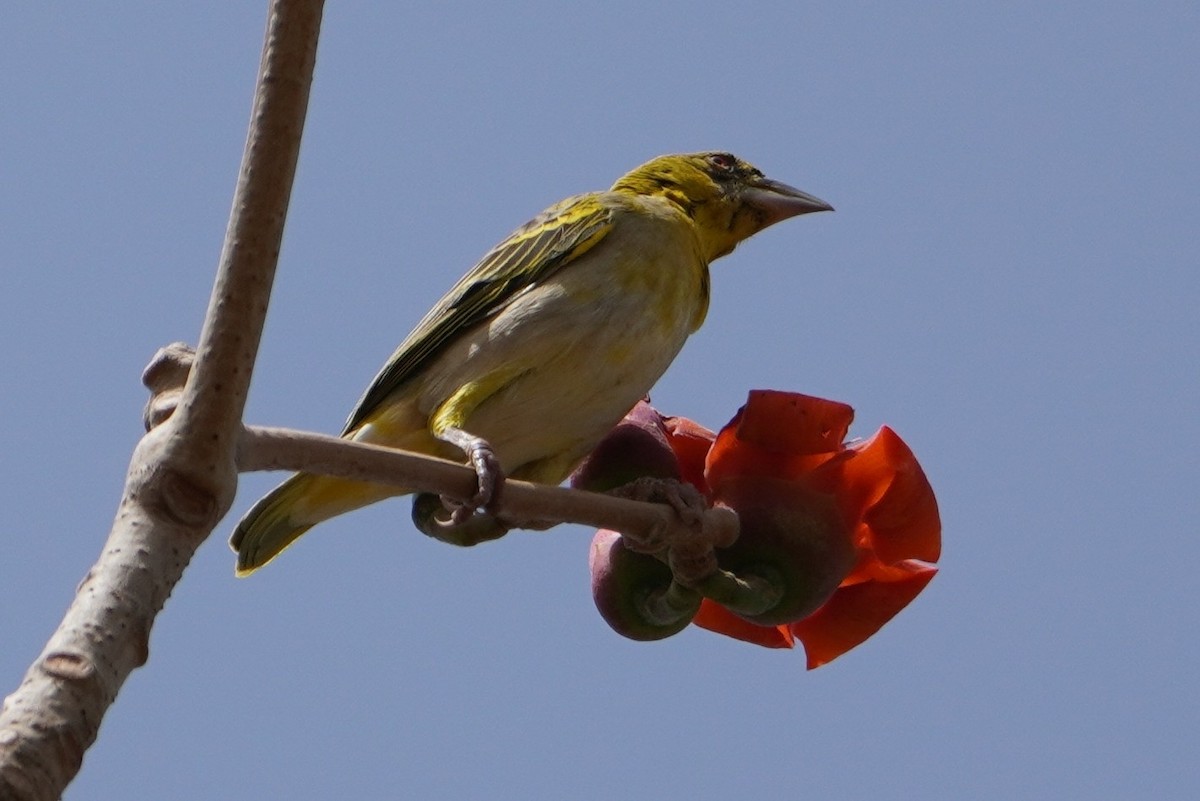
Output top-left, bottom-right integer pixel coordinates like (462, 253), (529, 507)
(0, 2), (324, 798)
(237, 425), (740, 554)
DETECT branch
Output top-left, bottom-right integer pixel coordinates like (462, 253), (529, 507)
(237, 425), (740, 557)
(0, 3), (324, 798)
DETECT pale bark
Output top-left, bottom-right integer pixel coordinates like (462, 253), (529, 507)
(0, 2), (324, 798)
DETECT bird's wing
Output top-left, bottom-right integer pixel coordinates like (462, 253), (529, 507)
(342, 193), (614, 433)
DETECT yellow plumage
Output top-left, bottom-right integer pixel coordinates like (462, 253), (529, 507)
(231, 152), (831, 574)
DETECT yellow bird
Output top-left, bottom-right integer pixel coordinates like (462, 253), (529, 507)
(232, 152), (831, 574)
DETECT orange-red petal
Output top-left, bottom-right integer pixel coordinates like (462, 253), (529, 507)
(706, 392), (854, 493)
(855, 427), (941, 564)
(692, 599), (795, 649)
(731, 390), (854, 455)
(790, 560), (938, 669)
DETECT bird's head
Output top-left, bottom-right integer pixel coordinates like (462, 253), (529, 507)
(611, 152), (833, 261)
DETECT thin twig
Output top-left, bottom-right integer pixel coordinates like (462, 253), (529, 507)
(238, 424), (740, 549)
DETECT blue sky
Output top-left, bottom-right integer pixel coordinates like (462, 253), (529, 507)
(3, 3), (1197, 798)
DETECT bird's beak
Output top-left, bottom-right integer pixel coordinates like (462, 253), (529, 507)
(744, 177), (834, 227)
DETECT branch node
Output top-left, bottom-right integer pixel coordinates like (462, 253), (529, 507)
(150, 469), (221, 529)
(142, 343), (196, 431)
(39, 652), (94, 683)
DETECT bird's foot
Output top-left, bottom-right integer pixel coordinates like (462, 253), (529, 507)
(606, 476), (736, 586)
(608, 476), (708, 552)
(438, 427), (505, 523)
(412, 493), (510, 546)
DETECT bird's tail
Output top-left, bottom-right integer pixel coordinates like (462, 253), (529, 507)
(231, 473), (402, 576)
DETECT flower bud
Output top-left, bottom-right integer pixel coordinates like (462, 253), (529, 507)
(590, 529), (700, 640)
(570, 401), (680, 492)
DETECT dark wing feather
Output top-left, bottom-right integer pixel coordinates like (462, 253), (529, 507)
(342, 193), (614, 433)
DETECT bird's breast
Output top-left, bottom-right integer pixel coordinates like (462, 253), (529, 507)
(414, 205), (709, 482)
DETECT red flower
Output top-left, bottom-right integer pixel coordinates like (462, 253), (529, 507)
(666, 391), (941, 668)
(577, 391), (940, 668)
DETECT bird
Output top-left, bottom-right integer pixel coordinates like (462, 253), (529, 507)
(231, 151), (832, 575)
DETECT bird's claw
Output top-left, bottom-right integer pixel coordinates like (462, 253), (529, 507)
(441, 434), (504, 523)
(412, 493), (510, 546)
(609, 477), (709, 553)
(609, 477), (735, 586)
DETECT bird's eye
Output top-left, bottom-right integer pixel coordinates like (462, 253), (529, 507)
(707, 153), (736, 173)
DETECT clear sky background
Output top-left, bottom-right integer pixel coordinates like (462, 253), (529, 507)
(3, 3), (1197, 799)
